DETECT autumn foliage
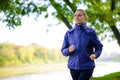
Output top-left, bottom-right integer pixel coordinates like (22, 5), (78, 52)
(0, 42), (66, 67)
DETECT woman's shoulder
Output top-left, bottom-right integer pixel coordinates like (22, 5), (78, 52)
(84, 26), (95, 34)
(64, 28), (74, 36)
(67, 28), (75, 33)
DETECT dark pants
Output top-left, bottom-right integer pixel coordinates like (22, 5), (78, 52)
(70, 68), (94, 80)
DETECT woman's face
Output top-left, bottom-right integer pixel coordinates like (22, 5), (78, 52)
(74, 10), (86, 24)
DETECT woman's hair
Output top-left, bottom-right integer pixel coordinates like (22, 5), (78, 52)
(76, 9), (88, 22)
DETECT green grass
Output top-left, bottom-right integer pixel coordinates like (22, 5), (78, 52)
(92, 72), (120, 80)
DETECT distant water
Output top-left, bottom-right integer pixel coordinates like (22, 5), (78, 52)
(0, 62), (120, 80)
(93, 61), (120, 77)
(0, 71), (72, 80)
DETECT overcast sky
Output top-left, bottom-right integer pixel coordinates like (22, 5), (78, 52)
(0, 14), (68, 49)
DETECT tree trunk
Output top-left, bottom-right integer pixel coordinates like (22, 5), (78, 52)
(110, 25), (120, 46)
(61, 14), (72, 29)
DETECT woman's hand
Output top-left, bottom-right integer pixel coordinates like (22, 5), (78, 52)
(90, 54), (96, 60)
(69, 45), (75, 53)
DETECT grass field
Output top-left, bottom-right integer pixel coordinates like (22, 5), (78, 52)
(92, 72), (120, 80)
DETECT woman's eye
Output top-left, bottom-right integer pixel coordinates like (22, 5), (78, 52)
(74, 14), (82, 17)
(78, 14), (82, 17)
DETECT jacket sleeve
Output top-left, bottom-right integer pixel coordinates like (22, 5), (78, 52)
(90, 30), (103, 58)
(61, 32), (70, 56)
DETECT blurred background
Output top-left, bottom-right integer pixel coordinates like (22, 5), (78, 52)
(0, 0), (120, 80)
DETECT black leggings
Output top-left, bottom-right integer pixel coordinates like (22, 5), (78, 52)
(70, 68), (94, 80)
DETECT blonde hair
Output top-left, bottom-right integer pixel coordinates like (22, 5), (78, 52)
(76, 9), (88, 22)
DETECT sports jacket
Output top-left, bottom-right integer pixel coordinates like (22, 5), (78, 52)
(61, 23), (103, 70)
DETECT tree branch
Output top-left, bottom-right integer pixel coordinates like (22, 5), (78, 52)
(110, 26), (120, 46)
(50, 0), (72, 29)
(63, 0), (77, 13)
(111, 0), (116, 11)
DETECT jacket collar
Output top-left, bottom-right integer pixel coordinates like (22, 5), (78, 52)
(74, 23), (86, 30)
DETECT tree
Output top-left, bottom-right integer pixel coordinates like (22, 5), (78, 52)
(84, 0), (120, 46)
(0, 0), (120, 46)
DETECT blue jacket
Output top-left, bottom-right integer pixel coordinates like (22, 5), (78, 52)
(61, 23), (103, 70)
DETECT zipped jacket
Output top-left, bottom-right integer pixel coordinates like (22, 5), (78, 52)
(61, 23), (103, 70)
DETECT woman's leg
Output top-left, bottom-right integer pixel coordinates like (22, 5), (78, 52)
(70, 69), (81, 80)
(78, 69), (94, 80)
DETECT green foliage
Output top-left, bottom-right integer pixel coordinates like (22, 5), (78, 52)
(0, 0), (12, 11)
(0, 55), (9, 67)
(92, 72), (120, 80)
(0, 0), (48, 28)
